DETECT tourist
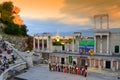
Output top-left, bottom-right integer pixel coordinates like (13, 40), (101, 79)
(49, 63), (51, 71)
(10, 52), (15, 63)
(83, 69), (87, 80)
(85, 63), (88, 70)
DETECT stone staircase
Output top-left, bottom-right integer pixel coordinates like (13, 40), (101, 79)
(0, 36), (28, 80)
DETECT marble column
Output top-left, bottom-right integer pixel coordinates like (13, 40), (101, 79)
(94, 35), (96, 53)
(77, 40), (79, 52)
(111, 60), (113, 70)
(37, 35), (40, 50)
(72, 36), (75, 52)
(116, 61), (119, 70)
(107, 35), (109, 54)
(98, 59), (101, 70)
(56, 57), (57, 63)
(66, 43), (69, 52)
(49, 36), (52, 52)
(47, 36), (49, 51)
(33, 35), (36, 50)
(89, 59), (92, 67)
(94, 59), (96, 67)
(103, 60), (105, 69)
(100, 35), (102, 53)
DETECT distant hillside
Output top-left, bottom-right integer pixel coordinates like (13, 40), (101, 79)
(51, 28), (120, 36)
(110, 28), (120, 32)
(51, 29), (94, 36)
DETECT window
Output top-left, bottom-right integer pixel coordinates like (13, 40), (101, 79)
(115, 45), (119, 53)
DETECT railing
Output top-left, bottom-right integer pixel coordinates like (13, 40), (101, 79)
(0, 62), (27, 80)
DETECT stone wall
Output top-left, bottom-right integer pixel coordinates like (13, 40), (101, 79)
(110, 33), (120, 54)
(2, 34), (28, 51)
(52, 46), (62, 52)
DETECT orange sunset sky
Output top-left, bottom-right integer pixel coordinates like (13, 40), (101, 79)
(0, 0), (120, 35)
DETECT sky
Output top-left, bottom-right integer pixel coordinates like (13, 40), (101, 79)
(0, 0), (120, 35)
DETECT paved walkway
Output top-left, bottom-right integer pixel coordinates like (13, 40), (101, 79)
(88, 67), (119, 77)
(16, 64), (118, 80)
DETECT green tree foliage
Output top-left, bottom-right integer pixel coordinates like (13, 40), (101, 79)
(53, 41), (62, 46)
(1, 10), (14, 24)
(3, 23), (28, 36)
(21, 25), (28, 36)
(66, 39), (72, 44)
(0, 1), (28, 36)
(4, 23), (22, 35)
(0, 1), (14, 24)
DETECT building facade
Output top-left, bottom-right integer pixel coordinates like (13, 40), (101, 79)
(49, 14), (120, 71)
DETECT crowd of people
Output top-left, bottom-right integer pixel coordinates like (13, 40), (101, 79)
(0, 39), (16, 74)
(49, 63), (88, 77)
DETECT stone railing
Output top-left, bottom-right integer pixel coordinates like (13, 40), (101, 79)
(0, 62), (27, 80)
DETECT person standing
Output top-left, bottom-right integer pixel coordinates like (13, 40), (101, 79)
(85, 63), (88, 70)
(84, 69), (87, 80)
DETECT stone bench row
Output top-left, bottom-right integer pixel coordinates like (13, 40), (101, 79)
(0, 62), (27, 80)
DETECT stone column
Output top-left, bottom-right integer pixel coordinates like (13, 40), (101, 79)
(116, 61), (119, 70)
(47, 36), (49, 51)
(72, 36), (74, 52)
(49, 36), (52, 52)
(94, 35), (96, 53)
(94, 59), (96, 67)
(100, 35), (102, 53)
(37, 35), (40, 50)
(66, 43), (69, 52)
(107, 35), (109, 54)
(77, 40), (79, 52)
(33, 35), (36, 50)
(59, 57), (61, 64)
(103, 60), (105, 69)
(89, 59), (92, 67)
(42, 35), (44, 51)
(55, 56), (58, 63)
(98, 59), (101, 70)
(111, 60), (113, 70)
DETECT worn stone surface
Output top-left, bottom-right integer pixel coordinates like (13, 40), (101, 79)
(16, 64), (117, 80)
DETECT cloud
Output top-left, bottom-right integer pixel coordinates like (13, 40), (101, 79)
(61, 0), (120, 28)
(23, 18), (92, 35)
(1, 0), (120, 35)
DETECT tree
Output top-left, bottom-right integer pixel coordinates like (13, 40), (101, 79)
(4, 23), (22, 35)
(0, 1), (28, 36)
(0, 1), (14, 24)
(2, 1), (13, 11)
(21, 25), (28, 36)
(53, 41), (62, 46)
(1, 10), (13, 24)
